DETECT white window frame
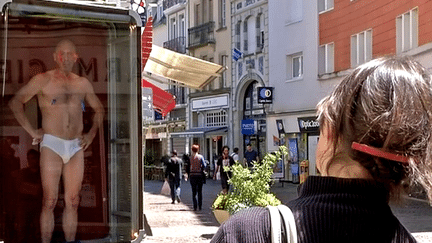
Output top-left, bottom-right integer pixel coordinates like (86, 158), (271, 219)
(158, 3), (163, 19)
(195, 3), (201, 25)
(396, 8), (418, 53)
(170, 18), (177, 39)
(243, 19), (248, 53)
(319, 43), (334, 75)
(350, 29), (372, 68)
(318, 0), (334, 14)
(292, 55), (303, 79)
(286, 52), (303, 81)
(206, 110), (227, 127)
(180, 14), (185, 37)
(220, 0), (226, 27)
(286, 0), (303, 24)
(220, 55), (227, 87)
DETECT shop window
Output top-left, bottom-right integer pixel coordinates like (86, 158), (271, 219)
(0, 2), (141, 242)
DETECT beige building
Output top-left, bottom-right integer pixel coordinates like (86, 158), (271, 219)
(174, 0), (232, 167)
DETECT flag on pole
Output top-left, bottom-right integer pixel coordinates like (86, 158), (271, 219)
(232, 48), (243, 61)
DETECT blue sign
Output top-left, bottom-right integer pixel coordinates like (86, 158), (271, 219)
(233, 48), (243, 61)
(258, 87), (273, 104)
(241, 119), (255, 135)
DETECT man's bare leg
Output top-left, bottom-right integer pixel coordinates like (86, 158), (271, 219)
(62, 150), (84, 242)
(40, 147), (63, 243)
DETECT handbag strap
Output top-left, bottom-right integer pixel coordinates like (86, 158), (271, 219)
(267, 205), (298, 243)
(277, 205), (297, 243)
(267, 205), (282, 243)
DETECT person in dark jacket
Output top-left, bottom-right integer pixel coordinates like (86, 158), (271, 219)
(211, 56), (432, 243)
(186, 144), (206, 211)
(243, 143), (259, 168)
(214, 145), (235, 194)
(165, 150), (183, 204)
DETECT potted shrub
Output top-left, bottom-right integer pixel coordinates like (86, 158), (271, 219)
(211, 146), (287, 224)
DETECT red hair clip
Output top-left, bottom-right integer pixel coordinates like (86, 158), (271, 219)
(351, 142), (411, 164)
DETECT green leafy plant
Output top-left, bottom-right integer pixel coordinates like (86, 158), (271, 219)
(212, 146), (288, 214)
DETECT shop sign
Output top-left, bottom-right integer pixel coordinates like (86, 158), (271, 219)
(142, 87), (154, 121)
(276, 119), (285, 136)
(252, 109), (264, 115)
(241, 119), (256, 135)
(191, 94), (228, 111)
(297, 117), (320, 133)
(257, 87), (273, 104)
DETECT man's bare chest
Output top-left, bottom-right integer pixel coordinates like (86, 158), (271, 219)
(40, 79), (85, 105)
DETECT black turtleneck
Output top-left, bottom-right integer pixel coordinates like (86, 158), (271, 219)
(211, 176), (416, 243)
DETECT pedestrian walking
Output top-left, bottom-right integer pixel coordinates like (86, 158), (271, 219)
(186, 144), (207, 211)
(243, 143), (259, 168)
(211, 56), (432, 243)
(165, 150), (183, 204)
(214, 146), (235, 194)
(231, 147), (239, 162)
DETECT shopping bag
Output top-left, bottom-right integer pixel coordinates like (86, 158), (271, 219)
(161, 180), (170, 196)
(216, 171), (221, 180)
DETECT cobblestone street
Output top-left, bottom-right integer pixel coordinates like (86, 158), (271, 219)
(142, 179), (432, 242)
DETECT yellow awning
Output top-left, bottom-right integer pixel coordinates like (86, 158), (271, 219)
(143, 45), (226, 90)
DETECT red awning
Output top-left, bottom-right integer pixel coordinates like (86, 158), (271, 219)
(142, 16), (152, 71)
(141, 17), (175, 117)
(142, 79), (176, 117)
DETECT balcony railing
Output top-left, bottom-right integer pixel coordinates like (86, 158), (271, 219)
(188, 21), (215, 49)
(164, 0), (186, 10)
(163, 37), (186, 54)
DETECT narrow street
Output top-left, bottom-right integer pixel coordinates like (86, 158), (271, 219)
(142, 179), (432, 242)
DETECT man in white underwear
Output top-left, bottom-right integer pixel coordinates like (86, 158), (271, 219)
(9, 39), (104, 243)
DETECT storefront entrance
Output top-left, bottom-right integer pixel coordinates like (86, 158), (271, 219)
(242, 81), (267, 157)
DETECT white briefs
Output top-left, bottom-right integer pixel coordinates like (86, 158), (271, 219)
(40, 134), (82, 164)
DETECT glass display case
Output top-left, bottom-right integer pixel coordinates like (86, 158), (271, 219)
(0, 0), (143, 242)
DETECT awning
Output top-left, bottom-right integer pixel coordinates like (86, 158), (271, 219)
(170, 126), (228, 137)
(142, 79), (176, 117)
(142, 43), (226, 90)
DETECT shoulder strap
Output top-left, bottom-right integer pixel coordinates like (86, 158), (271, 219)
(267, 206), (282, 243)
(267, 205), (297, 243)
(277, 205), (297, 243)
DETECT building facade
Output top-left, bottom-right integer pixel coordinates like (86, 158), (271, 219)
(267, 0), (324, 181)
(231, 0), (269, 160)
(169, 0), (232, 170)
(310, 0), (432, 179)
(143, 0), (189, 162)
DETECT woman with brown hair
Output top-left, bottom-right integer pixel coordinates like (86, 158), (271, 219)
(211, 56), (432, 243)
(186, 144), (207, 211)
